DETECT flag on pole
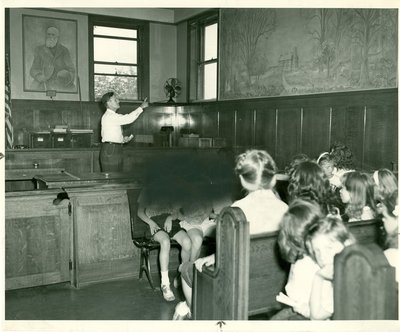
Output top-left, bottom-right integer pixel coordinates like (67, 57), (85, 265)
(5, 52), (13, 149)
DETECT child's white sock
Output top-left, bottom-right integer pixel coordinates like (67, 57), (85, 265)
(161, 271), (169, 286)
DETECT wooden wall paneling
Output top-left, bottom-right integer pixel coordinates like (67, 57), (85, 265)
(185, 106), (203, 136)
(122, 148), (158, 179)
(254, 107), (277, 158)
(5, 150), (94, 174)
(364, 103), (398, 170)
(275, 107), (302, 170)
(92, 149), (101, 172)
(235, 102), (254, 148)
(331, 106), (365, 169)
(218, 103), (236, 147)
(5, 192), (71, 290)
(42, 150), (93, 175)
(302, 106), (331, 160)
(127, 107), (149, 136)
(200, 104), (219, 138)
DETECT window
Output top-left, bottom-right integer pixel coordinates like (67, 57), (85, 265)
(89, 16), (149, 101)
(189, 12), (219, 101)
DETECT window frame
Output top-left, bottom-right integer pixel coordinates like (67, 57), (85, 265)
(88, 15), (149, 102)
(187, 10), (219, 102)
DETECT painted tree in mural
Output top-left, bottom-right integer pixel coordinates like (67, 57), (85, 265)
(235, 9), (276, 86)
(352, 9), (382, 88)
(375, 10), (398, 87)
(309, 9), (333, 74)
(321, 41), (336, 78)
(331, 9), (353, 73)
(220, 10), (240, 95)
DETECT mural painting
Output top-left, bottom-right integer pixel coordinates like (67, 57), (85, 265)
(219, 8), (398, 99)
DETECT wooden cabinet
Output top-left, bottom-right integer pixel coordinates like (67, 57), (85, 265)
(5, 191), (71, 290)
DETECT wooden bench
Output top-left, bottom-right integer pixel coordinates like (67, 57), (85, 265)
(334, 243), (398, 320)
(192, 207), (385, 320)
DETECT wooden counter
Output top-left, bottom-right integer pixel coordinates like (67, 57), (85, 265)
(5, 181), (182, 290)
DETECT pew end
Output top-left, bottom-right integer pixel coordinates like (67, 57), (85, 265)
(334, 243), (398, 320)
(193, 207), (250, 320)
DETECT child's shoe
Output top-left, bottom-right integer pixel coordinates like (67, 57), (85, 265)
(172, 301), (191, 320)
(161, 284), (175, 302)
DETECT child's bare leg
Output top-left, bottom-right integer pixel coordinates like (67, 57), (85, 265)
(153, 230), (175, 301)
(173, 230), (191, 264)
(182, 277), (192, 307)
(187, 228), (203, 261)
(153, 230), (171, 283)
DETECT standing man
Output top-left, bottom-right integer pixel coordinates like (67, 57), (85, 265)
(100, 92), (149, 172)
(30, 26), (75, 91)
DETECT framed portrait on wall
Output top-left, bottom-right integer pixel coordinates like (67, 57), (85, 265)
(22, 14), (78, 93)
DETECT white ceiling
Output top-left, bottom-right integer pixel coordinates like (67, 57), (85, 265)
(54, 7), (210, 24)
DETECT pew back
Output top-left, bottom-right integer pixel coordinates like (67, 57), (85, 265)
(193, 209), (384, 320)
(334, 243), (398, 320)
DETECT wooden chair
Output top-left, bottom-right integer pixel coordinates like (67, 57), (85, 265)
(130, 214), (180, 290)
(334, 243), (398, 320)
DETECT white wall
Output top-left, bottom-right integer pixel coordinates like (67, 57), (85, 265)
(56, 7), (175, 23)
(149, 23), (177, 103)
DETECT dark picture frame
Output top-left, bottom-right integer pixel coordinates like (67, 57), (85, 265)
(22, 14), (78, 93)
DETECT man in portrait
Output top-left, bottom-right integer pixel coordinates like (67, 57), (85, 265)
(29, 26), (76, 91)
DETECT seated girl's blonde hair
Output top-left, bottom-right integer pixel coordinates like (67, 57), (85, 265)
(305, 215), (356, 260)
(342, 171), (376, 220)
(234, 149), (277, 191)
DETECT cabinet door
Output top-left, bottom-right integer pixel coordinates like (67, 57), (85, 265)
(5, 195), (71, 290)
(70, 189), (137, 287)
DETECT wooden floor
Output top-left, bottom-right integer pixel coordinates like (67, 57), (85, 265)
(5, 272), (277, 321)
(5, 273), (183, 320)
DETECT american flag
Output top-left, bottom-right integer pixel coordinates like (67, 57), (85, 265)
(5, 52), (13, 149)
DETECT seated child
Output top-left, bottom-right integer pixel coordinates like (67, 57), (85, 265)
(271, 199), (323, 320)
(284, 153), (310, 180)
(329, 142), (355, 179)
(305, 216), (356, 320)
(288, 160), (339, 216)
(137, 180), (191, 302)
(381, 190), (399, 281)
(317, 152), (341, 190)
(339, 171), (376, 222)
(373, 168), (398, 204)
(172, 149), (288, 319)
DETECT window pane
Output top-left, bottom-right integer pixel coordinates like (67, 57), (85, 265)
(95, 64), (137, 75)
(94, 75), (138, 100)
(94, 37), (137, 63)
(203, 62), (217, 100)
(94, 26), (137, 38)
(204, 23), (218, 61)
